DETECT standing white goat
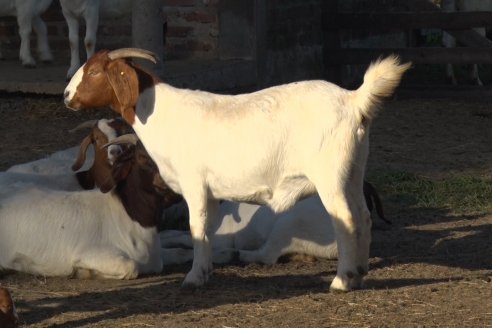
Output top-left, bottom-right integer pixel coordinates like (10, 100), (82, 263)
(59, 0), (132, 80)
(0, 0), (53, 67)
(64, 48), (410, 292)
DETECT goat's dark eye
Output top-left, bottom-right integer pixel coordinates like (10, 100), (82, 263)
(88, 70), (98, 76)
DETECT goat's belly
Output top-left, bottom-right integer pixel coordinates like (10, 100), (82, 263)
(213, 175), (317, 213)
(267, 176), (317, 213)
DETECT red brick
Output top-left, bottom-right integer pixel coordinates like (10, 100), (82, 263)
(182, 11), (216, 23)
(166, 25), (193, 37)
(165, 0), (198, 7)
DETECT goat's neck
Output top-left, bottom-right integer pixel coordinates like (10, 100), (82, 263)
(114, 181), (162, 229)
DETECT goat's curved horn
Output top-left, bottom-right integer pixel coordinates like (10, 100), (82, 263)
(107, 48), (158, 64)
(102, 133), (139, 148)
(69, 120), (98, 133)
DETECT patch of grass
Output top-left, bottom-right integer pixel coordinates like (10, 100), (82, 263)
(368, 171), (492, 215)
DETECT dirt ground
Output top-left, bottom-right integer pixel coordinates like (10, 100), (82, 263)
(0, 92), (491, 327)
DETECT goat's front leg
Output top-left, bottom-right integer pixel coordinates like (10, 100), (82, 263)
(83, 6), (99, 60)
(63, 12), (81, 80)
(15, 10), (35, 67)
(182, 193), (219, 289)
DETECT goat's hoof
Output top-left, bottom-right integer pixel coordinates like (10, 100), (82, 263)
(180, 281), (201, 292)
(22, 62), (36, 69)
(329, 272), (365, 292)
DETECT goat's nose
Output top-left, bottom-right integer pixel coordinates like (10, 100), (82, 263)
(110, 147), (122, 157)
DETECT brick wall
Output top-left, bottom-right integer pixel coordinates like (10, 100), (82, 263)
(259, 0), (325, 87)
(0, 0), (219, 62)
(163, 0), (219, 60)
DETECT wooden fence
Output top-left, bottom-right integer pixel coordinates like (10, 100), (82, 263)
(322, 0), (492, 87)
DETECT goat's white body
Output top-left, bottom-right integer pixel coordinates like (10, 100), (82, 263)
(59, 0), (133, 79)
(7, 146), (91, 175)
(134, 81), (356, 211)
(442, 0), (492, 85)
(160, 195), (338, 265)
(0, 185), (162, 279)
(133, 79), (371, 291)
(0, 171), (81, 191)
(0, 0), (53, 66)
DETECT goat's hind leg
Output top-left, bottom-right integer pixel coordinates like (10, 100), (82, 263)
(32, 15), (53, 63)
(160, 230), (193, 248)
(309, 171), (371, 292)
(73, 249), (139, 280)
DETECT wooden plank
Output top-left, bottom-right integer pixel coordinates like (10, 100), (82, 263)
(326, 47), (492, 64)
(324, 12), (492, 30)
(323, 0), (341, 84)
(398, 85), (492, 100)
(404, 0), (492, 48)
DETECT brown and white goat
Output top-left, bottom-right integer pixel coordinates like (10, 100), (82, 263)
(64, 48), (410, 291)
(0, 287), (17, 328)
(71, 117), (131, 189)
(0, 136), (181, 279)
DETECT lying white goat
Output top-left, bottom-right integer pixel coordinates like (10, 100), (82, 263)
(159, 182), (387, 265)
(64, 48), (411, 291)
(0, 0), (53, 67)
(160, 195), (338, 266)
(0, 139), (181, 279)
(4, 118), (127, 191)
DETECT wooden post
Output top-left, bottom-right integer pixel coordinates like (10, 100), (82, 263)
(255, 0), (267, 88)
(323, 0), (341, 84)
(132, 0), (164, 75)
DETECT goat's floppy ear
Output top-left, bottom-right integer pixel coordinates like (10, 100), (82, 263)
(106, 60), (138, 116)
(99, 176), (116, 193)
(72, 135), (92, 171)
(75, 170), (95, 190)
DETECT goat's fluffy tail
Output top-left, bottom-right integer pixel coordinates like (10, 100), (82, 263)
(351, 55), (411, 121)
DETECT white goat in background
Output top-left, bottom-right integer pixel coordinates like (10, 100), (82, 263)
(0, 0), (54, 67)
(442, 0), (492, 85)
(59, 0), (133, 79)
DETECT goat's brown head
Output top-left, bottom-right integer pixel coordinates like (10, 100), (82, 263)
(0, 287), (18, 328)
(100, 134), (182, 228)
(64, 48), (159, 124)
(70, 118), (132, 190)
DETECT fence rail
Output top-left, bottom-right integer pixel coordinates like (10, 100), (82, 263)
(323, 0), (492, 87)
